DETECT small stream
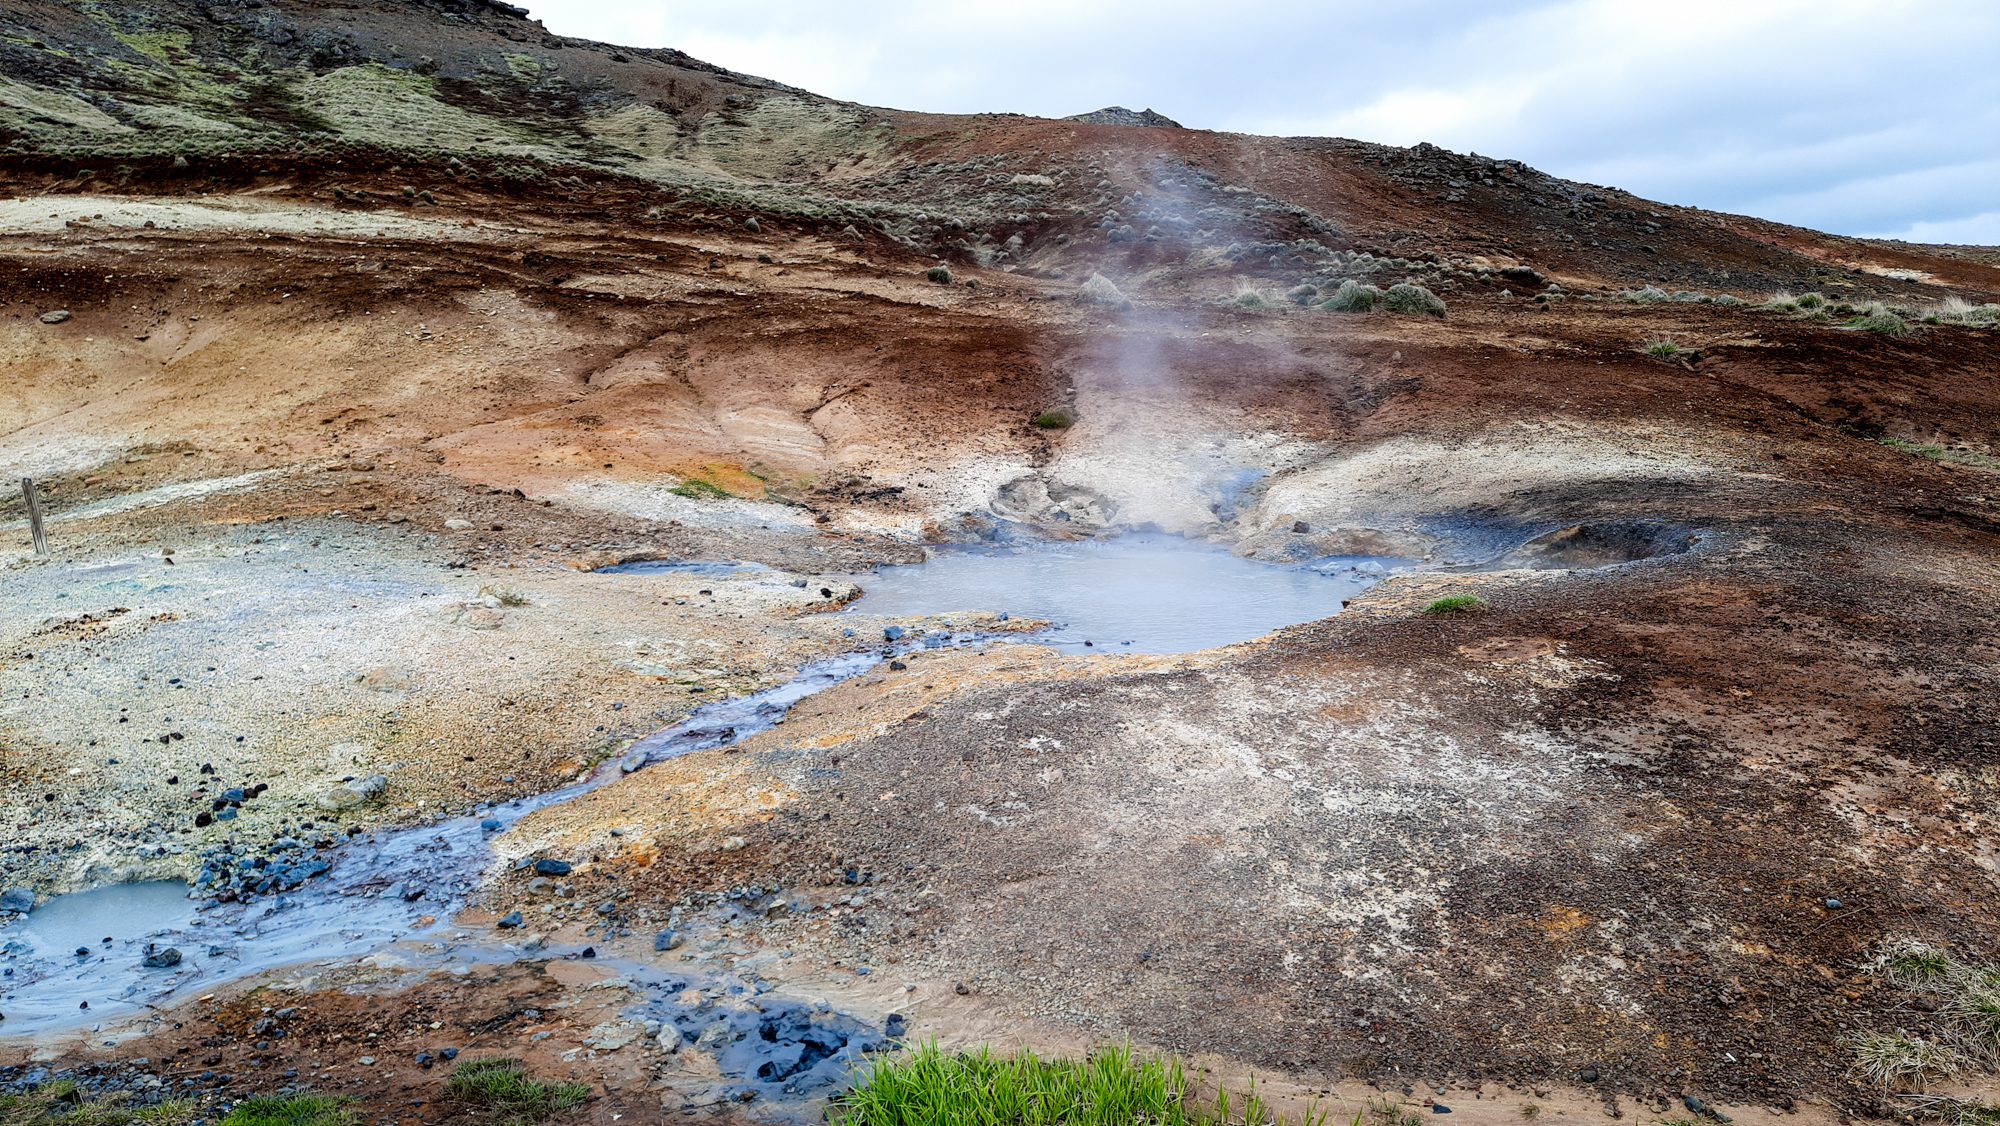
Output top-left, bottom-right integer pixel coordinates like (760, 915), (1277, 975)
(0, 534), (1407, 1039)
(0, 652), (892, 1036)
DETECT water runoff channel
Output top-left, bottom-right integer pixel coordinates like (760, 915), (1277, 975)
(0, 533), (1408, 1087)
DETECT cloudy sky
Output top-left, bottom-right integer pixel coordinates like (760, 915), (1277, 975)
(540, 0), (1999, 245)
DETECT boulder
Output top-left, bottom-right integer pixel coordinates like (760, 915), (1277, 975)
(0, 888), (34, 914)
(141, 947), (182, 969)
(317, 773), (388, 812)
(533, 858), (572, 876)
(38, 310), (71, 324)
(584, 1019), (647, 1050)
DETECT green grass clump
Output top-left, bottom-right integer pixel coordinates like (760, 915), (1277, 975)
(444, 1058), (591, 1123)
(1423, 593), (1489, 615)
(1887, 942), (1960, 989)
(1898, 1096), (2000, 1126)
(1856, 940), (2000, 1085)
(1381, 283), (1446, 318)
(1320, 280), (1382, 313)
(1849, 305), (1911, 336)
(668, 478), (733, 500)
(829, 1041), (1330, 1126)
(217, 1095), (356, 1126)
(925, 264), (953, 284)
(1641, 336), (1682, 358)
(1933, 296), (2000, 325)
(1846, 1029), (1964, 1089)
(1033, 406), (1077, 429)
(0, 1082), (199, 1126)
(1794, 292), (1826, 310)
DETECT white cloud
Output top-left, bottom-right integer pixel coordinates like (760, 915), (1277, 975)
(1866, 211), (2000, 247)
(536, 0), (2000, 243)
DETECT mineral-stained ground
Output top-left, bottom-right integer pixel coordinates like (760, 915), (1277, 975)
(1, 2), (1998, 1124)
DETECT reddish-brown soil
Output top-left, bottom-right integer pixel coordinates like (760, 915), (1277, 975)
(2, 5), (2000, 1124)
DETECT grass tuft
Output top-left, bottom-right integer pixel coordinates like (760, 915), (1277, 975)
(1033, 406), (1077, 429)
(1424, 593), (1489, 615)
(1231, 283), (1273, 308)
(1640, 336), (1682, 358)
(1381, 283), (1447, 318)
(1848, 304), (1911, 336)
(1320, 280), (1383, 313)
(1794, 292), (1826, 310)
(829, 1041), (1332, 1126)
(0, 1083), (201, 1126)
(444, 1058), (591, 1123)
(925, 264), (953, 284)
(217, 1095), (356, 1126)
(1898, 1095), (2000, 1126)
(1847, 1029), (1964, 1089)
(1620, 286), (1671, 303)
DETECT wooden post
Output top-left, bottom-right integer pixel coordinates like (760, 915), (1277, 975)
(21, 477), (46, 555)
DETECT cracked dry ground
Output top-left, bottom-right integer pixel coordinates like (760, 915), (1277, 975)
(1, 163), (1998, 1126)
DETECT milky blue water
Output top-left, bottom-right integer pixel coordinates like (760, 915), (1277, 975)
(839, 533), (1412, 654)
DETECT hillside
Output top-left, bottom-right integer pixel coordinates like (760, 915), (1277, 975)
(2, 3), (2000, 1125)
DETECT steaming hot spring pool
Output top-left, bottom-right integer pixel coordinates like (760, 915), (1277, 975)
(834, 532), (1411, 652)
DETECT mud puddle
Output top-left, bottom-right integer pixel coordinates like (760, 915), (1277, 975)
(838, 532), (1412, 653)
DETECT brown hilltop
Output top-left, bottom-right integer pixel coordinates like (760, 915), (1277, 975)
(1, 2), (1999, 1124)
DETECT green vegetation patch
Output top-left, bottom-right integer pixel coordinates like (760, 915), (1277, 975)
(444, 1058), (591, 1123)
(1879, 437), (2000, 471)
(217, 1095), (356, 1126)
(1381, 283), (1447, 318)
(1423, 593), (1490, 615)
(1846, 305), (1911, 336)
(1852, 941), (2000, 1089)
(1846, 1029), (1965, 1088)
(0, 1082), (199, 1126)
(668, 477), (734, 500)
(1320, 280), (1383, 313)
(829, 1041), (1329, 1126)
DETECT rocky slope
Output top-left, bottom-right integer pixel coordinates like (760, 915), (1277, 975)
(2, 2), (2000, 1125)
